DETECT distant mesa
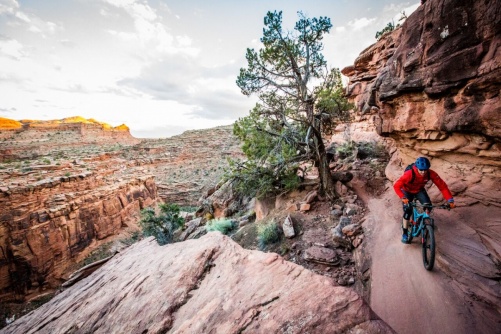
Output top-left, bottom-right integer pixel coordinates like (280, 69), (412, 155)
(0, 115), (129, 131)
(114, 124), (130, 131)
(0, 117), (22, 129)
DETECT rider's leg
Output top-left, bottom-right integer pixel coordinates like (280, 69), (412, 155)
(416, 189), (432, 213)
(401, 191), (415, 243)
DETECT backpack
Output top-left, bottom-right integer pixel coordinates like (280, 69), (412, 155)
(404, 163), (429, 184)
(404, 163), (416, 183)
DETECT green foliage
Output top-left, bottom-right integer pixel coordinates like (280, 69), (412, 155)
(82, 242), (113, 266)
(375, 21), (395, 40)
(139, 203), (184, 245)
(356, 141), (387, 160)
(231, 11), (352, 200)
(120, 231), (142, 246)
(375, 12), (406, 40)
(257, 221), (281, 250)
(179, 206), (198, 213)
(336, 141), (357, 160)
(335, 140), (387, 161)
(206, 218), (237, 235)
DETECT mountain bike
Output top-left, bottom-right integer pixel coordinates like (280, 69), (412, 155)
(407, 201), (450, 271)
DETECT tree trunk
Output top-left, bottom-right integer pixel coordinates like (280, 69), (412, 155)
(313, 132), (337, 200)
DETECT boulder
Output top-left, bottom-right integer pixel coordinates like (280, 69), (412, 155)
(342, 223), (363, 237)
(3, 234), (394, 333)
(303, 246), (340, 266)
(282, 214), (296, 238)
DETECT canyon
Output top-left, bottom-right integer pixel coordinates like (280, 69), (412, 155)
(1, 0), (500, 332)
(0, 117), (243, 303)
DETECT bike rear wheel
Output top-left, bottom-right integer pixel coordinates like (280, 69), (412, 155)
(422, 222), (435, 270)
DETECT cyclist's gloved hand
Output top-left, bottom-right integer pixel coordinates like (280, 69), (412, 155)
(448, 198), (456, 209)
(402, 198), (409, 205)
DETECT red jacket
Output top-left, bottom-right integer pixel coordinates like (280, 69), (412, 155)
(393, 165), (453, 200)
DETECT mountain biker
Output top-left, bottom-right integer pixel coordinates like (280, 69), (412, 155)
(393, 157), (455, 244)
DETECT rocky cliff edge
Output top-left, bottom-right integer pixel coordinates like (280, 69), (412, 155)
(2, 233), (394, 334)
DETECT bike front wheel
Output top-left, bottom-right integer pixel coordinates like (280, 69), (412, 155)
(422, 222), (435, 270)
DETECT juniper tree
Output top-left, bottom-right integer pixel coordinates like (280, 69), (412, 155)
(232, 11), (351, 199)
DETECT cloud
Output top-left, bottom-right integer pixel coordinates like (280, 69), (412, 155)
(0, 0), (19, 15)
(0, 106), (16, 113)
(102, 0), (199, 57)
(116, 54), (254, 121)
(14, 11), (29, 22)
(348, 17), (376, 31)
(131, 124), (190, 138)
(59, 39), (75, 48)
(0, 36), (24, 59)
(1, 1), (63, 36)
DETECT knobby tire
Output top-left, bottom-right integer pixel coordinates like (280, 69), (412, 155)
(407, 220), (415, 243)
(422, 221), (435, 271)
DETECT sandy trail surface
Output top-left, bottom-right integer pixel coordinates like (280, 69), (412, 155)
(365, 190), (476, 334)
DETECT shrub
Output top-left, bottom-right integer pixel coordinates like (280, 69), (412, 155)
(120, 231), (142, 246)
(139, 203), (184, 245)
(375, 21), (395, 40)
(179, 206), (198, 213)
(356, 141), (387, 160)
(206, 218), (236, 235)
(336, 141), (357, 160)
(257, 221), (280, 250)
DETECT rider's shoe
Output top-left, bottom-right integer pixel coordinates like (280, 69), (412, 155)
(401, 233), (410, 244)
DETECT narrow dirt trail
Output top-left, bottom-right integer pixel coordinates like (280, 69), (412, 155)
(365, 190), (475, 334)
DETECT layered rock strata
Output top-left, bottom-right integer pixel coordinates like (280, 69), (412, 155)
(129, 126), (244, 206)
(342, 0), (501, 331)
(2, 233), (394, 334)
(0, 121), (242, 299)
(0, 117), (138, 161)
(0, 171), (159, 300)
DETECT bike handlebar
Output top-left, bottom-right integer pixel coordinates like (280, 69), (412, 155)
(409, 201), (451, 210)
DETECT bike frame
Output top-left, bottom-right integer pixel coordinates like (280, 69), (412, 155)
(407, 201), (449, 270)
(409, 204), (433, 238)
(408, 202), (448, 237)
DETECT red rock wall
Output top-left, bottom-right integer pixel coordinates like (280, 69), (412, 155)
(342, 0), (501, 201)
(0, 174), (159, 300)
(341, 0), (501, 330)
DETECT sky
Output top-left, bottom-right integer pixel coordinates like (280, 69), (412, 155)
(0, 0), (419, 138)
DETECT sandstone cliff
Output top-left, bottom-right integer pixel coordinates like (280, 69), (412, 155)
(2, 233), (394, 334)
(0, 116), (138, 162)
(0, 116), (161, 301)
(0, 173), (159, 300)
(0, 122), (243, 302)
(341, 0), (500, 331)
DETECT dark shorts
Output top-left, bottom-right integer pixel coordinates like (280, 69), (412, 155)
(402, 189), (431, 219)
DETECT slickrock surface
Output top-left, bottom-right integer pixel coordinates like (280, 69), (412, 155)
(2, 233), (394, 334)
(342, 0), (501, 331)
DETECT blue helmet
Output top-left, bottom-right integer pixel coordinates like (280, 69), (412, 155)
(415, 157), (431, 170)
